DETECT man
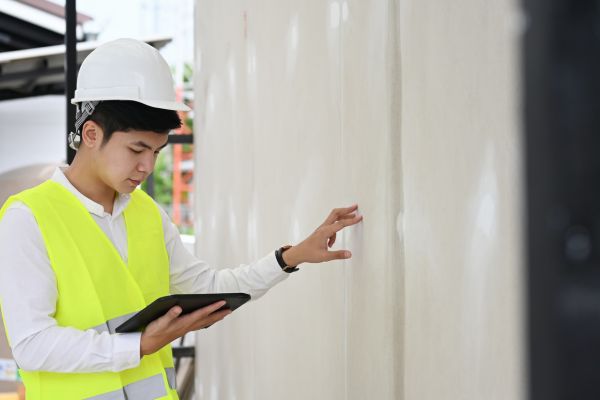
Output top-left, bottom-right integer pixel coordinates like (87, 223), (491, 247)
(0, 38), (362, 400)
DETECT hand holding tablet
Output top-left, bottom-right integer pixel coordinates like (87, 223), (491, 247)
(116, 293), (251, 333)
(113, 293), (251, 357)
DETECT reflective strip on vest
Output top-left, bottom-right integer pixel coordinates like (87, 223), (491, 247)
(85, 373), (166, 400)
(84, 389), (125, 400)
(165, 367), (176, 390)
(91, 311), (138, 334)
(124, 372), (167, 399)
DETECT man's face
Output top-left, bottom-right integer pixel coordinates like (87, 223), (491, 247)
(95, 130), (169, 194)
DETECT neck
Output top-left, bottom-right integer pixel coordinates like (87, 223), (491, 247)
(64, 155), (116, 214)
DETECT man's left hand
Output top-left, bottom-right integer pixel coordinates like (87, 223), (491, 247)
(282, 204), (363, 267)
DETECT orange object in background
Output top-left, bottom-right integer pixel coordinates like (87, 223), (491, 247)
(172, 87), (193, 228)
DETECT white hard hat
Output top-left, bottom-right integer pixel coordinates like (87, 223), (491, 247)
(71, 38), (190, 112)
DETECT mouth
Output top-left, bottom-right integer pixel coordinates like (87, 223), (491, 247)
(128, 179), (142, 186)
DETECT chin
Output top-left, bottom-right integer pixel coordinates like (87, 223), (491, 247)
(123, 186), (138, 194)
(117, 183), (137, 194)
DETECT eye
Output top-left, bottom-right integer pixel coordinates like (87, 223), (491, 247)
(130, 148), (143, 154)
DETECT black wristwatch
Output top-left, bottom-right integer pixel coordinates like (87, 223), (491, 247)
(275, 245), (299, 273)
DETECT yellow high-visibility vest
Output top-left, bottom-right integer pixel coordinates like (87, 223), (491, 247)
(0, 180), (178, 400)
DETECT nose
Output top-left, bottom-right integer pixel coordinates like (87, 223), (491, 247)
(137, 153), (156, 174)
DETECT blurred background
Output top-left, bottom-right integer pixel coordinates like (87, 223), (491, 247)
(1, 0), (599, 399)
(0, 0), (195, 235)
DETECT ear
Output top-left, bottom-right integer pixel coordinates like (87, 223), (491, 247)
(81, 120), (103, 149)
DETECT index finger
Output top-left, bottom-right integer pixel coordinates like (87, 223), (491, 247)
(188, 300), (228, 318)
(323, 204), (359, 226)
(324, 214), (363, 235)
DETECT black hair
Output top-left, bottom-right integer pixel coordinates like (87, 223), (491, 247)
(87, 100), (182, 146)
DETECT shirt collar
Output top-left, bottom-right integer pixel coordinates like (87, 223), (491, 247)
(51, 166), (131, 218)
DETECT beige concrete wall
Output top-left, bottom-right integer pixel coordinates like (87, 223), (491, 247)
(193, 1), (401, 399)
(400, 0), (525, 399)
(192, 0), (524, 399)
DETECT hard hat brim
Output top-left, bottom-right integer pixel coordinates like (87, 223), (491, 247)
(71, 97), (191, 112)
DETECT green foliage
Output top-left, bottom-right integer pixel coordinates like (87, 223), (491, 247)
(179, 225), (194, 235)
(185, 116), (194, 132)
(183, 63), (193, 84)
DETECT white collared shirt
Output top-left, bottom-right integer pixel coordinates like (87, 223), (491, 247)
(0, 167), (288, 373)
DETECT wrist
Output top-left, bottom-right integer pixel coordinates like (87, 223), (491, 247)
(140, 335), (147, 357)
(140, 333), (156, 357)
(282, 245), (302, 267)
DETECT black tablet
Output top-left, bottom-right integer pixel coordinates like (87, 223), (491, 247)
(115, 293), (251, 333)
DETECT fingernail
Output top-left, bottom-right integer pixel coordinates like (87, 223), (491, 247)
(345, 251), (351, 258)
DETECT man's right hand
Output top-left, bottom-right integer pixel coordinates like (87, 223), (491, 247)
(140, 300), (232, 357)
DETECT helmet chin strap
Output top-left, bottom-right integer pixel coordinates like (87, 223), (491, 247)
(69, 100), (100, 150)
(68, 131), (81, 151)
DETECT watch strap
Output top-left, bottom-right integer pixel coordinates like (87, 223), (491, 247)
(275, 245), (299, 273)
